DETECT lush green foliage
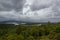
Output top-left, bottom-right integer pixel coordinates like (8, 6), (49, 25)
(0, 23), (60, 40)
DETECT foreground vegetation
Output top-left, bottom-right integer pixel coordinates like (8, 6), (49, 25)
(0, 22), (60, 40)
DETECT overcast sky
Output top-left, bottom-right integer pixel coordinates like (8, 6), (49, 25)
(0, 0), (60, 23)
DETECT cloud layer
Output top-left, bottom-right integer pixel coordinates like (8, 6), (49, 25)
(0, 0), (60, 22)
(23, 0), (60, 22)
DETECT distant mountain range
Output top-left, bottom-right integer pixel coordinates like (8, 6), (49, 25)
(0, 20), (58, 25)
(0, 20), (22, 24)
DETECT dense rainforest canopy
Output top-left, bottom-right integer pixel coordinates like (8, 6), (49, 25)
(0, 22), (60, 40)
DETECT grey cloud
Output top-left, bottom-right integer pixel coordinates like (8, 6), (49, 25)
(52, 0), (60, 17)
(30, 0), (53, 11)
(0, 0), (25, 22)
(22, 0), (60, 22)
(0, 0), (24, 11)
(0, 0), (60, 23)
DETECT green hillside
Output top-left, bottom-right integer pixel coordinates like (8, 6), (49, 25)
(0, 22), (60, 40)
